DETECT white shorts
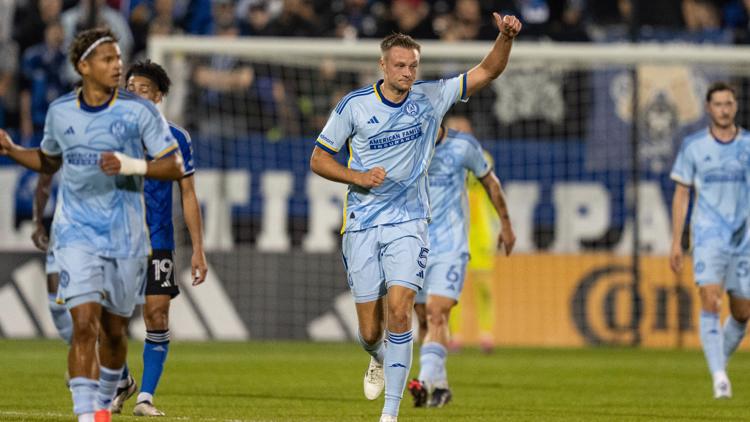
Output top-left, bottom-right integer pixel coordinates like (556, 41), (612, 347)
(55, 247), (147, 317)
(416, 253), (469, 304)
(46, 249), (60, 275)
(693, 245), (750, 299)
(342, 219), (429, 303)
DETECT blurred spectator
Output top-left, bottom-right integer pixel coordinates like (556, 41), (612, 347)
(435, 0), (497, 41)
(683, 0), (721, 32)
(2, 0), (17, 42)
(61, 0), (135, 61)
(732, 0), (750, 42)
(209, 0), (237, 32)
(293, 57), (359, 133)
(237, 0), (273, 35)
(192, 5), (257, 138)
(183, 0), (212, 33)
(586, 0), (628, 26)
(328, 0), (379, 39)
(267, 0), (321, 36)
(13, 0), (62, 55)
(0, 40), (19, 129)
(514, 0), (551, 37)
(377, 0), (437, 39)
(625, 0), (685, 29)
(722, 0), (748, 30)
(19, 20), (70, 146)
(129, 0), (177, 55)
(547, 0), (589, 41)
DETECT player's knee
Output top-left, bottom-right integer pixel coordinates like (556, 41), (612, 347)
(700, 290), (722, 313)
(359, 328), (382, 345)
(425, 307), (447, 328)
(387, 308), (411, 331)
(731, 305), (750, 323)
(144, 309), (169, 331)
(71, 318), (98, 343)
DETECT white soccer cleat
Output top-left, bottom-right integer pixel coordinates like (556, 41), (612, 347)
(133, 401), (166, 417)
(714, 378), (732, 399)
(363, 357), (385, 400)
(379, 414), (397, 422)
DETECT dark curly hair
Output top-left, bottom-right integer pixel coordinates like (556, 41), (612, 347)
(126, 59), (171, 95)
(706, 81), (737, 103)
(69, 27), (119, 74)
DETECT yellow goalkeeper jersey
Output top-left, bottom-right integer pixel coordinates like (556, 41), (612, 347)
(467, 154), (499, 271)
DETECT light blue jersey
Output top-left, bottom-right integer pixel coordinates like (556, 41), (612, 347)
(671, 128), (750, 251)
(316, 75), (468, 233)
(428, 128), (491, 257)
(41, 88), (178, 259)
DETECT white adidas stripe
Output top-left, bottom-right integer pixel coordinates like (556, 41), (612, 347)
(0, 258), (250, 342)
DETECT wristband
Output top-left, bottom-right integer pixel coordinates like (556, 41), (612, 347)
(113, 152), (147, 176)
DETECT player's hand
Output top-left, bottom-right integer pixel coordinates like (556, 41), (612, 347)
(494, 13), (522, 39)
(499, 221), (516, 256)
(31, 224), (49, 251)
(670, 242), (683, 274)
(191, 249), (208, 286)
(0, 129), (16, 155)
(100, 152), (122, 176)
(356, 167), (386, 189)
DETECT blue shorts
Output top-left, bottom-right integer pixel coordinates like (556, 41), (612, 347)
(342, 219), (429, 304)
(46, 249), (59, 275)
(415, 253), (469, 304)
(54, 247), (147, 317)
(693, 246), (750, 298)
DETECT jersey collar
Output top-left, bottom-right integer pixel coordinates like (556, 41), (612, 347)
(77, 88), (118, 112)
(374, 80), (409, 108)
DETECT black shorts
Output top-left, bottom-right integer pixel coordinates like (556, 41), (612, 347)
(146, 250), (180, 298)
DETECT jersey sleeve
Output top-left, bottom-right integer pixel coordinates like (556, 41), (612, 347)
(40, 109), (61, 156)
(424, 73), (468, 118)
(140, 103), (178, 159)
(462, 138), (492, 179)
(316, 104), (354, 155)
(173, 127), (195, 176)
(670, 142), (694, 186)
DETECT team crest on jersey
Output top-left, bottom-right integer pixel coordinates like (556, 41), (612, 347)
(404, 101), (419, 116)
(109, 119), (139, 142)
(695, 261), (705, 274)
(59, 270), (70, 288)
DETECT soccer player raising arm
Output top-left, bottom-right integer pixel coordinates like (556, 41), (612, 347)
(309, 13), (521, 422)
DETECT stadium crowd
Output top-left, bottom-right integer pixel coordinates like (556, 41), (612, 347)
(3, 0), (750, 143)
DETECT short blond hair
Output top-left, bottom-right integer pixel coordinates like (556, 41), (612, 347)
(380, 33), (421, 54)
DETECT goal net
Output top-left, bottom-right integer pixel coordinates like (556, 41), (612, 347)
(144, 37), (750, 347)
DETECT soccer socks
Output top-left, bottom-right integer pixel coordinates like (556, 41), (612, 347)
(70, 377), (98, 416)
(723, 315), (747, 360)
(383, 330), (413, 417)
(96, 366), (123, 410)
(699, 311), (726, 376)
(117, 363), (130, 388)
(358, 330), (385, 364)
(48, 293), (73, 344)
(137, 329), (170, 404)
(418, 342), (448, 389)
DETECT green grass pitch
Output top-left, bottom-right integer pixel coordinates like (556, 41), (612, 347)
(0, 339), (748, 421)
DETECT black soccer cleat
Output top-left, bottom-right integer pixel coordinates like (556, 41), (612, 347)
(111, 374), (137, 414)
(407, 379), (428, 408)
(428, 387), (452, 408)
